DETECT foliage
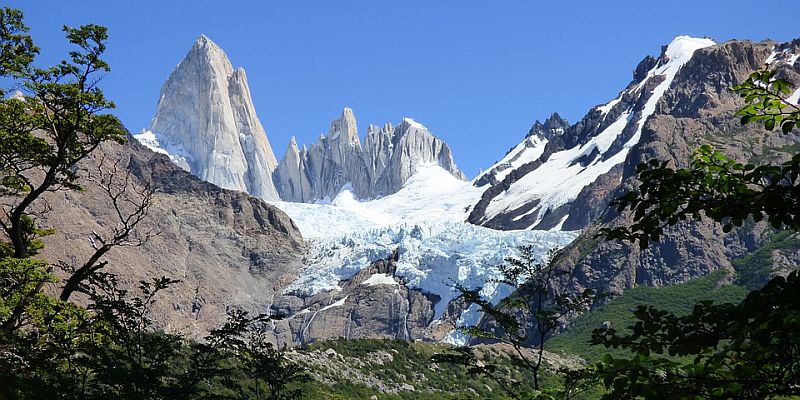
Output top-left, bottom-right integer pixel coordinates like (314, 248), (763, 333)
(0, 9), (128, 392)
(732, 229), (800, 289)
(589, 271), (800, 399)
(0, 8), (126, 259)
(300, 338), (571, 399)
(434, 246), (596, 399)
(735, 68), (800, 133)
(546, 270), (748, 363)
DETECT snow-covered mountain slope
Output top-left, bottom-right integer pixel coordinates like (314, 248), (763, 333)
(134, 35), (280, 201)
(469, 36), (715, 231)
(273, 164), (481, 237)
(473, 112), (568, 187)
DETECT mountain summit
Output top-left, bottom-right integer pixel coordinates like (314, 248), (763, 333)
(136, 35), (280, 200)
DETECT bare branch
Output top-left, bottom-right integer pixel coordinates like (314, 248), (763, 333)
(59, 154), (157, 301)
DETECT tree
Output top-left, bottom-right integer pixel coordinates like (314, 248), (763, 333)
(601, 68), (800, 248)
(0, 9), (307, 400)
(59, 154), (157, 302)
(589, 67), (800, 399)
(435, 246), (596, 400)
(0, 9), (131, 396)
(0, 6), (125, 336)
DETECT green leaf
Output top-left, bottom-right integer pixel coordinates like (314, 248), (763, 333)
(782, 120), (795, 134)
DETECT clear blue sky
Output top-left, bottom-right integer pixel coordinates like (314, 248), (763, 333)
(8, 1), (799, 177)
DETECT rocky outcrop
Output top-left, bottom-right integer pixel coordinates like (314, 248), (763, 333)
(270, 254), (445, 346)
(274, 108), (371, 202)
(40, 137), (305, 338)
(275, 109), (466, 202)
(137, 35), (281, 201)
(138, 37), (465, 204)
(372, 118), (466, 197)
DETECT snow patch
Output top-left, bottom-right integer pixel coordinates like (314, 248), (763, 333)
(133, 130), (194, 171)
(765, 50), (779, 64)
(788, 88), (800, 106)
(320, 296), (348, 312)
(597, 95), (622, 115)
(362, 273), (398, 286)
(403, 117), (427, 130)
(551, 214), (570, 231)
(475, 136), (549, 184)
(331, 164), (483, 227)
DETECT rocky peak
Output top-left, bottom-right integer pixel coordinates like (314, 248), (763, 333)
(633, 55), (659, 82)
(399, 117), (426, 130)
(284, 137), (301, 166)
(330, 107), (361, 148)
(527, 112), (569, 139)
(189, 34), (222, 57)
(137, 35), (280, 201)
(274, 109), (465, 202)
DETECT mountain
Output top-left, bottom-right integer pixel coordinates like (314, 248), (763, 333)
(269, 36), (799, 344)
(40, 137), (305, 337)
(274, 108), (467, 202)
(135, 35), (466, 204)
(120, 34), (800, 346)
(552, 38), (800, 297)
(469, 36), (717, 231)
(135, 35), (281, 201)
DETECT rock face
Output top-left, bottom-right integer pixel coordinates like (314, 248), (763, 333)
(270, 255), (443, 346)
(137, 35), (281, 201)
(39, 138), (305, 337)
(274, 109), (467, 202)
(274, 108), (368, 202)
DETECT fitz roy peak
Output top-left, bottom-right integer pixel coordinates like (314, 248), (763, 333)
(137, 36), (465, 204)
(135, 35), (280, 201)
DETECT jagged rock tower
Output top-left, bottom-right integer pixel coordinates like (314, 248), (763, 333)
(274, 108), (467, 202)
(141, 35), (280, 201)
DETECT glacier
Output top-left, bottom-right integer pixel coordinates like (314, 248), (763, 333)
(273, 164), (579, 344)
